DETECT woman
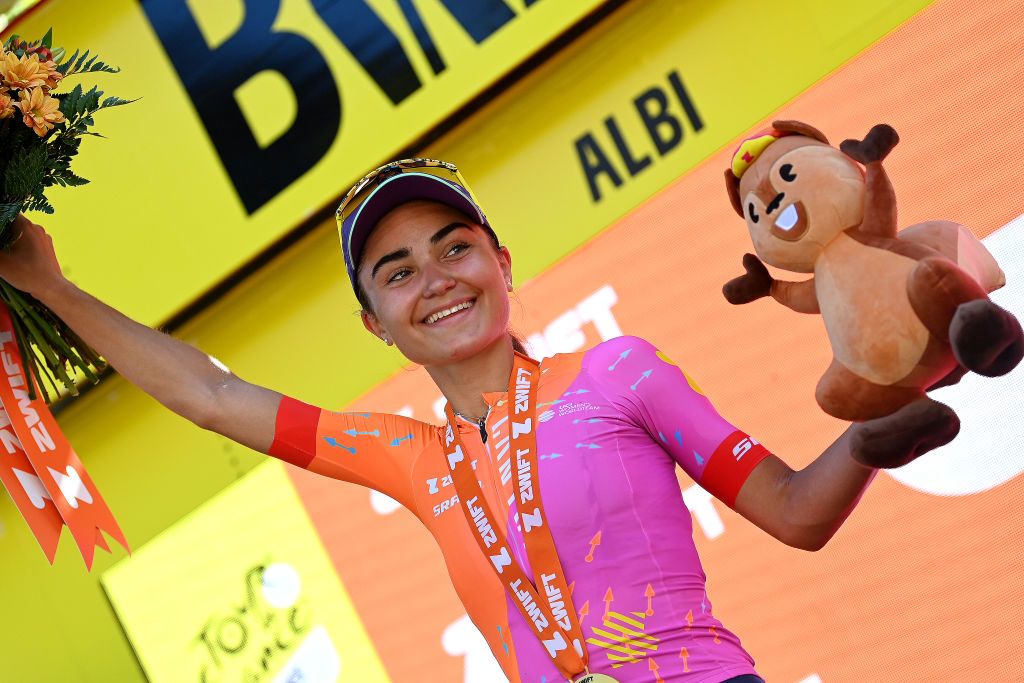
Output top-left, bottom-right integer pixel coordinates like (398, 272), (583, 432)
(0, 159), (951, 683)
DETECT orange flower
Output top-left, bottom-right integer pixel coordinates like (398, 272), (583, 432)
(0, 90), (14, 119)
(15, 87), (65, 136)
(2, 52), (47, 90)
(39, 59), (63, 90)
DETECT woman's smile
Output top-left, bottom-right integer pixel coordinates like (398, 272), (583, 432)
(421, 297), (476, 326)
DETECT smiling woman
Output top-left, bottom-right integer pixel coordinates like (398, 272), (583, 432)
(356, 202), (518, 396)
(0, 155), (959, 683)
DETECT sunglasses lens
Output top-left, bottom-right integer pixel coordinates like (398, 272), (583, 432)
(337, 159), (462, 225)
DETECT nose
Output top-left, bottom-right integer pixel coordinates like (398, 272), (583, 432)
(421, 261), (457, 298)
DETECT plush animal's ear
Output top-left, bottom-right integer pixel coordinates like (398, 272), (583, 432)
(725, 169), (744, 217)
(772, 119), (829, 144)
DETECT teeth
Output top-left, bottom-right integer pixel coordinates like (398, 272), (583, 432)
(775, 204), (799, 231)
(426, 300), (474, 324)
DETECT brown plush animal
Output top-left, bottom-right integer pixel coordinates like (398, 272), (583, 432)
(723, 120), (1023, 467)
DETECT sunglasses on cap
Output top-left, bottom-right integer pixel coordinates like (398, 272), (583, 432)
(336, 157), (496, 287)
(336, 158), (484, 226)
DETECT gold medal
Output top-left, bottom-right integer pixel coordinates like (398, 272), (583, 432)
(572, 674), (620, 683)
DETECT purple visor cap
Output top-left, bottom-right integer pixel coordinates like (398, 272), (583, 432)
(339, 172), (496, 288)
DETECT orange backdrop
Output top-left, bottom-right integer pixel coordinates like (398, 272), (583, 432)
(286, 1), (1024, 680)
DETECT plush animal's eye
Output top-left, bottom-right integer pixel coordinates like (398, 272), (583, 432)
(747, 202), (759, 223)
(779, 164), (797, 182)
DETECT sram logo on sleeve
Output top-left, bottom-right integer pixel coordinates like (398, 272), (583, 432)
(701, 431), (771, 509)
(732, 436), (760, 461)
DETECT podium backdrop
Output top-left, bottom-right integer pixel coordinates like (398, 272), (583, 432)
(2, 0), (1021, 681)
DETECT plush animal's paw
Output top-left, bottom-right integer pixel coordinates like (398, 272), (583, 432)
(723, 253), (773, 304)
(849, 397), (960, 468)
(926, 364), (969, 391)
(950, 299), (1024, 376)
(839, 124), (899, 164)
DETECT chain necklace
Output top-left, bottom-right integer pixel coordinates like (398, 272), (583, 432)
(453, 410), (489, 443)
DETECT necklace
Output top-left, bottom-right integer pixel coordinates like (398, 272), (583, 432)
(453, 410), (485, 424)
(454, 409), (488, 443)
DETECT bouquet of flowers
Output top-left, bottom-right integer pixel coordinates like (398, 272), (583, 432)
(0, 29), (131, 401)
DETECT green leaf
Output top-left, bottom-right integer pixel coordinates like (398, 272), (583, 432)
(0, 202), (21, 223)
(59, 48), (120, 77)
(0, 203), (21, 236)
(23, 195), (54, 214)
(3, 143), (47, 199)
(41, 28), (53, 49)
(100, 95), (135, 110)
(58, 83), (84, 117)
(55, 48), (79, 75)
(58, 170), (89, 187)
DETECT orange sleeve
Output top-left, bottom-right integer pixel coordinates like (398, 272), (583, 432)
(268, 395), (435, 512)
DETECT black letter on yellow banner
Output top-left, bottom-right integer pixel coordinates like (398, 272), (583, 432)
(141, 0), (341, 214)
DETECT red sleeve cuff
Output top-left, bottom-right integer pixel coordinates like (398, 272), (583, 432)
(700, 431), (771, 509)
(268, 396), (321, 468)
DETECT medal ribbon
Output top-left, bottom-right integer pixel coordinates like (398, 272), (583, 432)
(0, 301), (129, 569)
(443, 352), (589, 681)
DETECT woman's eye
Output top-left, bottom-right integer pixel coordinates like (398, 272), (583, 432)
(747, 203), (760, 224)
(386, 268), (410, 283)
(446, 242), (469, 257)
(779, 164), (797, 182)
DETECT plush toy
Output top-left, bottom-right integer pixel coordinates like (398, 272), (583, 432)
(723, 120), (1023, 466)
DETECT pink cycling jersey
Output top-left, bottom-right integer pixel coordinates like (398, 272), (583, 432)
(270, 335), (771, 682)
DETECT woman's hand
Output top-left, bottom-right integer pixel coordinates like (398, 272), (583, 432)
(0, 214), (67, 299)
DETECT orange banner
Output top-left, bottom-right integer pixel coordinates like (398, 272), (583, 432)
(0, 303), (129, 569)
(284, 0), (1024, 680)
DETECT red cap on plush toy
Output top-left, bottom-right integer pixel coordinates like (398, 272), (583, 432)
(730, 129), (793, 179)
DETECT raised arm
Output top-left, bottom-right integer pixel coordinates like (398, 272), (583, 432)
(0, 215), (280, 453)
(587, 335), (883, 551)
(733, 428), (878, 551)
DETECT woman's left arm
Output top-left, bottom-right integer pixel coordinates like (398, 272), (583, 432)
(733, 425), (879, 551)
(585, 335), (880, 552)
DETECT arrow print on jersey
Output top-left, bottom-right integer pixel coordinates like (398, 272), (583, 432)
(679, 647), (690, 673)
(649, 656), (665, 683)
(630, 369), (653, 391)
(496, 625), (509, 655)
(342, 428), (380, 437)
(578, 600), (590, 625)
(585, 530), (602, 562)
(644, 583), (655, 616)
(390, 433), (414, 446)
(608, 348), (631, 371)
(322, 436), (356, 454)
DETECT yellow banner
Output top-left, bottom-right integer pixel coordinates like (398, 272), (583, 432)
(101, 460), (389, 682)
(420, 0), (935, 287)
(6, 0), (612, 326)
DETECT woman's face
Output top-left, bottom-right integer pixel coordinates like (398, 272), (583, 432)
(357, 199), (513, 366)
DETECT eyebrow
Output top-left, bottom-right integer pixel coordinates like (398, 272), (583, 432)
(370, 222), (470, 279)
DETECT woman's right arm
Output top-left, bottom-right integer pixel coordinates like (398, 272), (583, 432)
(0, 216), (280, 453)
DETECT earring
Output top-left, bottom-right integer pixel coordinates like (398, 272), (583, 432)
(506, 278), (513, 291)
(382, 335), (392, 346)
